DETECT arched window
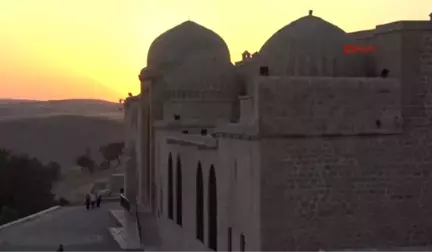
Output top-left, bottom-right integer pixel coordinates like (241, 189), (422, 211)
(160, 188), (163, 214)
(228, 227), (232, 251)
(196, 162), (204, 241)
(159, 176), (163, 215)
(176, 155), (183, 226)
(240, 233), (246, 251)
(168, 153), (173, 220)
(208, 165), (217, 250)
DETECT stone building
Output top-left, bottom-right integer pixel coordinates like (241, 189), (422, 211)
(120, 11), (432, 251)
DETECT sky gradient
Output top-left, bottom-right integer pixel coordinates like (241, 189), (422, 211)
(0, 0), (429, 101)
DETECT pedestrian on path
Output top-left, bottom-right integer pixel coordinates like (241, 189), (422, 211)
(90, 193), (96, 209)
(57, 244), (64, 251)
(85, 194), (90, 210)
(96, 194), (102, 208)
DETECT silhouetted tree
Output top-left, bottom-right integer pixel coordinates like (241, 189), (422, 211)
(0, 148), (10, 161)
(0, 206), (19, 224)
(75, 155), (95, 173)
(99, 142), (124, 168)
(118, 98), (125, 111)
(99, 160), (110, 170)
(0, 148), (56, 224)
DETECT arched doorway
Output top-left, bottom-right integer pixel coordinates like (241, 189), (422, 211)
(208, 165), (217, 250)
(168, 153), (173, 220)
(176, 155), (182, 226)
(196, 162), (204, 241)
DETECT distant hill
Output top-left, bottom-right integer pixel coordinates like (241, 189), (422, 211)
(0, 99), (125, 173)
(0, 99), (123, 120)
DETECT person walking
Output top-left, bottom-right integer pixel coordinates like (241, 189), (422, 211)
(57, 244), (64, 251)
(90, 192), (96, 209)
(85, 194), (90, 210)
(96, 194), (102, 208)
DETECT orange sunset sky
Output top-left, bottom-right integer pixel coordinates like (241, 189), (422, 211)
(0, 0), (429, 102)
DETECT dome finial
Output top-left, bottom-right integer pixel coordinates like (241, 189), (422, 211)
(429, 12), (432, 21)
(309, 10), (313, 16)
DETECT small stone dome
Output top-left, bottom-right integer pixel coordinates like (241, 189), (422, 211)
(139, 66), (162, 82)
(147, 21), (231, 72)
(165, 52), (239, 100)
(259, 14), (362, 77)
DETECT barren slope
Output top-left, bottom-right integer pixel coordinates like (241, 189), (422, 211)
(0, 115), (124, 172)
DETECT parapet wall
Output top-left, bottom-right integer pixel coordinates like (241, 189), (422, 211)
(254, 77), (402, 136)
(163, 100), (235, 123)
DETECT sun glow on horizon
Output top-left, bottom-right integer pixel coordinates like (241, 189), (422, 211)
(0, 0), (429, 101)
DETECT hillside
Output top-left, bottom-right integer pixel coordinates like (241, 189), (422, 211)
(0, 99), (123, 120)
(0, 99), (125, 174)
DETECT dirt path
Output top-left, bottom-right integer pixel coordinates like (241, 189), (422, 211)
(53, 167), (124, 203)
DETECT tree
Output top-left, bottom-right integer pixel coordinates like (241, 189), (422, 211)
(99, 142), (124, 168)
(46, 161), (61, 181)
(0, 206), (19, 225)
(118, 98), (125, 111)
(76, 154), (95, 173)
(0, 148), (56, 224)
(99, 160), (110, 170)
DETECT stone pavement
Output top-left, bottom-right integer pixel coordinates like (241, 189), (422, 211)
(0, 203), (121, 251)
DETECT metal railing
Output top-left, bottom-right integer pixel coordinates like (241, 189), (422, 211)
(120, 194), (131, 212)
(135, 204), (142, 242)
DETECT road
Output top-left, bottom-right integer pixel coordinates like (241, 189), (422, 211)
(0, 203), (121, 251)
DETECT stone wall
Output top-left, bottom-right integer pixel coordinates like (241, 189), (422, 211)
(124, 96), (141, 201)
(258, 24), (432, 250)
(239, 96), (255, 124)
(110, 173), (125, 196)
(260, 127), (432, 251)
(155, 129), (219, 250)
(217, 137), (261, 251)
(254, 77), (402, 136)
(153, 128), (261, 251)
(124, 96), (140, 142)
(421, 32), (432, 119)
(372, 21), (432, 126)
(139, 87), (150, 207)
(163, 100), (235, 123)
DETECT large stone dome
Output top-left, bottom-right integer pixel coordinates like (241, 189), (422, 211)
(259, 13), (362, 77)
(165, 52), (239, 100)
(260, 15), (347, 55)
(147, 21), (231, 72)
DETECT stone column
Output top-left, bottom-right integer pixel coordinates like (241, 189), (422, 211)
(141, 91), (150, 207)
(124, 144), (137, 204)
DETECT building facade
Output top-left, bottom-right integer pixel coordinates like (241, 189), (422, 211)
(122, 12), (432, 251)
